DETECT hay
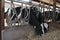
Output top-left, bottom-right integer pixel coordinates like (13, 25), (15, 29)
(17, 23), (60, 40)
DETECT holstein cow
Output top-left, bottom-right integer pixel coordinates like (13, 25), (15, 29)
(4, 7), (21, 26)
(43, 11), (60, 23)
(29, 7), (49, 36)
(4, 7), (29, 26)
(43, 11), (53, 23)
(56, 12), (60, 24)
(5, 6), (49, 36)
(9, 7), (29, 22)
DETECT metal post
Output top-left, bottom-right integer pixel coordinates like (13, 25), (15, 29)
(53, 0), (56, 22)
(0, 0), (4, 40)
(46, 0), (51, 20)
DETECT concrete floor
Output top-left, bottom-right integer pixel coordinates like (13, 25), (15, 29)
(2, 23), (60, 40)
(16, 23), (60, 40)
(2, 24), (35, 40)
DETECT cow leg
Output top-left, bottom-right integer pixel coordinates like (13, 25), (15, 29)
(29, 13), (43, 36)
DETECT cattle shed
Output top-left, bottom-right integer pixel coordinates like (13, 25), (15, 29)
(0, 0), (60, 40)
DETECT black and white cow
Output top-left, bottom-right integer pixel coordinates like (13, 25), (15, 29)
(43, 11), (60, 23)
(56, 12), (60, 24)
(5, 6), (29, 25)
(5, 6), (49, 36)
(29, 7), (49, 36)
(43, 11), (54, 23)
(44, 11), (53, 19)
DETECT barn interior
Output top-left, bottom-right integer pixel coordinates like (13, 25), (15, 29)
(0, 0), (60, 40)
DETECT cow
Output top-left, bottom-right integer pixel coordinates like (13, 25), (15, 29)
(29, 7), (49, 36)
(4, 7), (29, 26)
(43, 11), (54, 23)
(56, 13), (60, 24)
(5, 6), (49, 36)
(43, 11), (60, 23)
(4, 8), (10, 26)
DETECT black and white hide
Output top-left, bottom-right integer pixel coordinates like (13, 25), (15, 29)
(43, 11), (53, 23)
(57, 13), (60, 21)
(9, 7), (29, 23)
(5, 7), (29, 26)
(56, 13), (60, 24)
(5, 6), (49, 35)
(9, 7), (21, 21)
(43, 11), (60, 23)
(29, 7), (49, 36)
(4, 8), (9, 19)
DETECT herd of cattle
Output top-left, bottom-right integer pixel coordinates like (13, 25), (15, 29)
(4, 6), (60, 36)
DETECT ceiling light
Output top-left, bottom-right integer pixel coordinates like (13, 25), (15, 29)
(21, 0), (32, 3)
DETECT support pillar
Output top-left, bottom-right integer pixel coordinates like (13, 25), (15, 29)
(0, 0), (4, 40)
(53, 0), (56, 22)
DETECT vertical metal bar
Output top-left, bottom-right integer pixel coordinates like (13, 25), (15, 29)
(0, 0), (4, 40)
(48, 0), (51, 19)
(53, 0), (56, 22)
(40, 2), (42, 13)
(28, 2), (31, 23)
(0, 0), (4, 30)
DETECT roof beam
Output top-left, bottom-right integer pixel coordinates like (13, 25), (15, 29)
(33, 0), (60, 7)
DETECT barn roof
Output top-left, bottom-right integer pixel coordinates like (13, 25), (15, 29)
(33, 0), (60, 7)
(5, 0), (60, 7)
